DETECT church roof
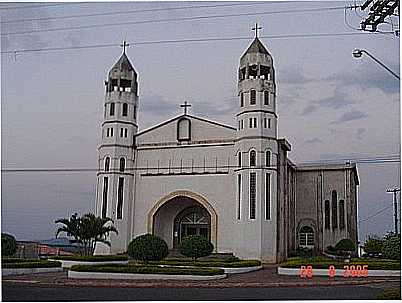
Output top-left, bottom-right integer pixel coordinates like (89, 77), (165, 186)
(241, 37), (270, 58)
(110, 52), (136, 73)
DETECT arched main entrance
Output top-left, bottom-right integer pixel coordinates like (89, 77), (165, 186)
(147, 190), (217, 250)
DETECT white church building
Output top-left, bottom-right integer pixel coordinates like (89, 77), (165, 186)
(94, 34), (359, 263)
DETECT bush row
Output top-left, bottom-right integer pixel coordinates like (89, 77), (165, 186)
(51, 255), (128, 261)
(2, 260), (62, 269)
(70, 264), (224, 276)
(151, 260), (261, 268)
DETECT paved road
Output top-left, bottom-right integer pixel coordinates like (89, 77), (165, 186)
(1, 284), (388, 301)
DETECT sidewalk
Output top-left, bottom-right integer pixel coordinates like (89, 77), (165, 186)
(2, 265), (400, 289)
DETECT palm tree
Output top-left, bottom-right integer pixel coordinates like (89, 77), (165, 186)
(55, 213), (118, 256)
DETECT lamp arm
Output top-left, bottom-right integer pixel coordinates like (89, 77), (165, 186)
(362, 50), (400, 80)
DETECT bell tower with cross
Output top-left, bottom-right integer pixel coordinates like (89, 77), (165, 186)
(95, 40), (139, 254)
(234, 24), (279, 261)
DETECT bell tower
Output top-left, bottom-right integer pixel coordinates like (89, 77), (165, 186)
(95, 41), (138, 254)
(234, 24), (279, 262)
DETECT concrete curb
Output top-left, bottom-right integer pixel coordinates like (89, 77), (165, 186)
(48, 259), (128, 269)
(158, 264), (262, 274)
(2, 267), (63, 276)
(278, 266), (401, 277)
(68, 270), (227, 280)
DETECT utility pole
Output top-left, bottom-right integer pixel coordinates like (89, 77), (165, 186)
(386, 188), (400, 234)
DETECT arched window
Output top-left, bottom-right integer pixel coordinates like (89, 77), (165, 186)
(104, 157), (110, 172)
(117, 177), (124, 220)
(299, 226), (314, 248)
(264, 91), (269, 105)
(110, 103), (115, 116)
(265, 150), (271, 167)
(177, 118), (191, 141)
(122, 103), (128, 116)
(332, 190), (338, 229)
(250, 90), (256, 105)
(250, 150), (256, 167)
(119, 158), (125, 172)
(238, 152), (242, 167)
(339, 200), (345, 229)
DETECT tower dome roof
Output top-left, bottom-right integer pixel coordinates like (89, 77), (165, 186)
(241, 37), (270, 59)
(109, 52), (136, 75)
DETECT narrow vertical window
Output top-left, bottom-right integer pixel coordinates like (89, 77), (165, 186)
(268, 118), (271, 129)
(117, 177), (124, 220)
(237, 174), (242, 220)
(250, 90), (256, 105)
(332, 190), (338, 229)
(250, 150), (256, 167)
(102, 177), (108, 218)
(110, 103), (115, 116)
(254, 118), (257, 128)
(249, 118), (253, 128)
(265, 150), (271, 167)
(119, 158), (125, 172)
(106, 128), (109, 137)
(238, 152), (242, 167)
(264, 118), (267, 128)
(324, 200), (330, 229)
(104, 157), (110, 172)
(241, 120), (244, 129)
(240, 93), (244, 107)
(110, 128), (114, 137)
(265, 173), (271, 220)
(134, 106), (137, 120)
(120, 128), (124, 137)
(249, 172), (256, 219)
(339, 200), (345, 229)
(122, 103), (128, 116)
(264, 91), (269, 105)
(124, 128), (128, 138)
(238, 121), (241, 130)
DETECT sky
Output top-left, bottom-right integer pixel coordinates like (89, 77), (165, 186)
(1, 1), (400, 243)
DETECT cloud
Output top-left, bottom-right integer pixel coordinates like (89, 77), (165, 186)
(316, 89), (354, 109)
(356, 128), (366, 140)
(305, 137), (323, 144)
(334, 110), (368, 123)
(327, 62), (400, 95)
(300, 104), (317, 116)
(140, 94), (177, 116)
(277, 66), (312, 85)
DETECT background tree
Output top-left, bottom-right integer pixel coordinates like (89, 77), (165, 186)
(179, 235), (214, 261)
(382, 232), (400, 260)
(363, 235), (383, 254)
(55, 213), (118, 256)
(1, 233), (17, 257)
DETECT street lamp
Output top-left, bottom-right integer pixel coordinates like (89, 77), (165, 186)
(352, 48), (400, 80)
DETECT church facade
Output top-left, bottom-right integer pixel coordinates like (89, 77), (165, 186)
(94, 36), (359, 263)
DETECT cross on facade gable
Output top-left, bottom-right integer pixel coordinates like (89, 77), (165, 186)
(180, 101), (191, 115)
(252, 22), (262, 38)
(120, 40), (130, 53)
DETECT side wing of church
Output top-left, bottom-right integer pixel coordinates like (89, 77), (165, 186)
(94, 36), (359, 263)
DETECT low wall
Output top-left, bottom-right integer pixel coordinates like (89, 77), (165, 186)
(68, 270), (227, 280)
(48, 259), (128, 268)
(277, 267), (401, 277)
(2, 267), (63, 276)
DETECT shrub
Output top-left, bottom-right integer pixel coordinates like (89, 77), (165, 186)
(2, 260), (61, 269)
(127, 234), (168, 263)
(1, 233), (17, 257)
(288, 247), (313, 258)
(364, 236), (383, 254)
(335, 239), (355, 252)
(382, 234), (400, 260)
(179, 235), (214, 261)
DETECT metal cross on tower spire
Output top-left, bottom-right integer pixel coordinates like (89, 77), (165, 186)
(120, 40), (130, 54)
(252, 22), (262, 38)
(180, 101), (191, 115)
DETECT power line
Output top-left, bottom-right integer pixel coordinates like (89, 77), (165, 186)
(1, 31), (392, 55)
(1, 6), (352, 36)
(0, 2), (284, 24)
(1, 155), (400, 173)
(0, 3), (74, 10)
(359, 205), (394, 223)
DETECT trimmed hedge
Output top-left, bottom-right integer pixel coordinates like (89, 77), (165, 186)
(165, 256), (240, 263)
(128, 234), (168, 262)
(2, 260), (61, 269)
(70, 264), (224, 276)
(51, 255), (128, 262)
(280, 256), (401, 270)
(180, 235), (214, 260)
(150, 259), (261, 268)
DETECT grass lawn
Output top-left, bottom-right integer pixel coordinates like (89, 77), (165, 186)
(279, 256), (400, 270)
(51, 255), (128, 262)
